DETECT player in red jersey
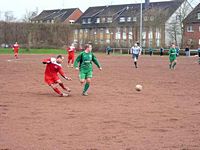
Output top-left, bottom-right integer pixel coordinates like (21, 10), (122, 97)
(67, 43), (75, 67)
(12, 42), (19, 59)
(42, 55), (72, 97)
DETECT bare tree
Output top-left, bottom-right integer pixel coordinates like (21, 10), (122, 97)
(22, 8), (38, 22)
(4, 11), (16, 22)
(166, 0), (194, 48)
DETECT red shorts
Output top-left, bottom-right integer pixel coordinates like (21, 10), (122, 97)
(45, 76), (60, 85)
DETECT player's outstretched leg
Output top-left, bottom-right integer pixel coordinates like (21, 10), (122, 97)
(50, 83), (69, 97)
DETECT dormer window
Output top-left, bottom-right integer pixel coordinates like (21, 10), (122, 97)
(127, 17), (131, 22)
(101, 17), (106, 23)
(119, 17), (125, 22)
(198, 13), (200, 20)
(133, 17), (137, 21)
(107, 17), (112, 23)
(82, 19), (86, 24)
(88, 18), (91, 24)
(96, 18), (100, 23)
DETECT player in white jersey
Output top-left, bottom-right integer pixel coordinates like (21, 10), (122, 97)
(130, 43), (141, 68)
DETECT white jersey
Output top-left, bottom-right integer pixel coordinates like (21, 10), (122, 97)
(131, 46), (141, 55)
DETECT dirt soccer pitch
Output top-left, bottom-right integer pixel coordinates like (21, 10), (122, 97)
(0, 54), (200, 150)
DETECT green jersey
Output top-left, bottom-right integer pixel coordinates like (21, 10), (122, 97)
(74, 51), (101, 72)
(168, 48), (177, 62)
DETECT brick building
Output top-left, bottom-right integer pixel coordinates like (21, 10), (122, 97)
(74, 0), (192, 49)
(31, 8), (82, 24)
(183, 3), (200, 49)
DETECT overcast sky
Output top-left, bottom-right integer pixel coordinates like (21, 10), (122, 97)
(0, 0), (198, 20)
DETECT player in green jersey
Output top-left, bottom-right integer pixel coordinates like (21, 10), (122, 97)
(168, 43), (177, 69)
(74, 44), (102, 96)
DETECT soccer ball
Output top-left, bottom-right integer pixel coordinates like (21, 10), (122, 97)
(135, 84), (142, 91)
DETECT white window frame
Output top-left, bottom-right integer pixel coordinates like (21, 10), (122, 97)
(101, 17), (106, 23)
(127, 17), (131, 22)
(187, 25), (193, 32)
(82, 19), (86, 24)
(88, 18), (91, 24)
(144, 16), (148, 21)
(96, 18), (100, 23)
(119, 17), (125, 22)
(133, 17), (137, 22)
(107, 17), (112, 23)
(198, 13), (200, 20)
(150, 16), (154, 21)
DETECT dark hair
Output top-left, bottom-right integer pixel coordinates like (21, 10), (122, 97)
(85, 44), (91, 49)
(57, 55), (63, 59)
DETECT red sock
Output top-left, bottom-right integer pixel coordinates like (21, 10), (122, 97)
(59, 83), (66, 90)
(53, 87), (62, 95)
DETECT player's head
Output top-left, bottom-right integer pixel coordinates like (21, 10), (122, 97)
(56, 55), (64, 64)
(171, 43), (175, 48)
(85, 44), (92, 52)
(134, 43), (138, 47)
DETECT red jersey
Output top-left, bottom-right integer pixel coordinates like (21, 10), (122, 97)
(43, 58), (65, 85)
(67, 46), (75, 54)
(13, 43), (19, 52)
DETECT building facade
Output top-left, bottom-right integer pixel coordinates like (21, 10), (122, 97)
(74, 0), (192, 49)
(183, 3), (200, 49)
(31, 8), (82, 24)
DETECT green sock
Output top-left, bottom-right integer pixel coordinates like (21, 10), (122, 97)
(172, 62), (176, 68)
(83, 82), (90, 93)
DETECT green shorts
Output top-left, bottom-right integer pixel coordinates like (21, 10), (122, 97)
(79, 71), (93, 79)
(169, 56), (176, 62)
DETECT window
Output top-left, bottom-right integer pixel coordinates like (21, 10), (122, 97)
(144, 16), (148, 21)
(198, 13), (200, 20)
(122, 28), (127, 40)
(107, 17), (112, 23)
(150, 16), (154, 21)
(119, 17), (125, 22)
(96, 18), (100, 23)
(133, 17), (137, 22)
(115, 28), (121, 39)
(127, 17), (131, 22)
(101, 17), (106, 23)
(187, 25), (193, 32)
(88, 18), (91, 24)
(82, 19), (86, 24)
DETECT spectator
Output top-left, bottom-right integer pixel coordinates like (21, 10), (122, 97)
(185, 45), (190, 56)
(160, 47), (164, 56)
(106, 45), (112, 55)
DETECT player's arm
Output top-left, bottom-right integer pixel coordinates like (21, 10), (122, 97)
(59, 67), (72, 80)
(42, 58), (51, 64)
(74, 53), (82, 69)
(92, 54), (102, 70)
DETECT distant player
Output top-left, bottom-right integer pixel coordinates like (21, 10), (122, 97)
(198, 46), (200, 64)
(12, 42), (19, 59)
(168, 43), (177, 69)
(130, 43), (141, 68)
(74, 44), (102, 96)
(67, 43), (76, 67)
(42, 55), (72, 97)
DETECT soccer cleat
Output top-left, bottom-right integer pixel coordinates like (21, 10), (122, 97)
(64, 87), (71, 92)
(61, 93), (69, 97)
(82, 92), (88, 96)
